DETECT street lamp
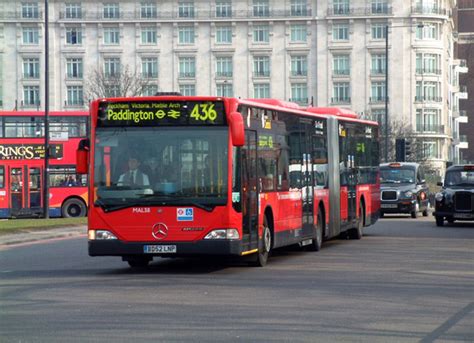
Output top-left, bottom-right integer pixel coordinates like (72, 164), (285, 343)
(43, 0), (50, 218)
(384, 23), (424, 162)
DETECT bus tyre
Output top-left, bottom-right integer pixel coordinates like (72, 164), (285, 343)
(350, 206), (364, 240)
(61, 198), (87, 218)
(254, 217), (271, 267)
(435, 216), (444, 227)
(307, 211), (323, 251)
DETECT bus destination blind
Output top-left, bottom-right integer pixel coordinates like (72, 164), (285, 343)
(97, 101), (226, 127)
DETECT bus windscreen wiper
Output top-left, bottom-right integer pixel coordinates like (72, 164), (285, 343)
(137, 194), (215, 212)
(94, 199), (150, 213)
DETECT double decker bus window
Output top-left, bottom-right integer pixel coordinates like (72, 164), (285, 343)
(50, 117), (88, 137)
(5, 117), (44, 138)
(0, 167), (4, 188)
(49, 166), (87, 187)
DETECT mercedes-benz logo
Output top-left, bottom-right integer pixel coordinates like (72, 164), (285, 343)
(152, 223), (168, 240)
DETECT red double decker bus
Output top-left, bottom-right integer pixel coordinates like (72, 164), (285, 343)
(0, 111), (88, 218)
(78, 96), (379, 267)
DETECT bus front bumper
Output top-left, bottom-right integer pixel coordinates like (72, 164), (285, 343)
(89, 239), (244, 257)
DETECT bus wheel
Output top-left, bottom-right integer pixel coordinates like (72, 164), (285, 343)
(307, 210), (323, 251)
(411, 202), (419, 219)
(350, 205), (364, 240)
(254, 217), (271, 267)
(62, 198), (87, 218)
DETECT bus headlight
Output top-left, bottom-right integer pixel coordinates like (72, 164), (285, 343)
(88, 230), (118, 240)
(435, 193), (444, 202)
(204, 229), (240, 240)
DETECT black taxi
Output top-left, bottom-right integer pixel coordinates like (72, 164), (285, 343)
(433, 165), (474, 226)
(380, 162), (430, 218)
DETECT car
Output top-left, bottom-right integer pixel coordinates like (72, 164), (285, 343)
(379, 162), (430, 218)
(433, 165), (474, 226)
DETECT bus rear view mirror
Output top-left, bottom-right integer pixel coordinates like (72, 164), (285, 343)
(76, 138), (90, 174)
(230, 112), (244, 146)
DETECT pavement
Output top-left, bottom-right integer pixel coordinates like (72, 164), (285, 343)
(0, 225), (87, 247)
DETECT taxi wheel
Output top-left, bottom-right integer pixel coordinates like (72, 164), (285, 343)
(435, 216), (444, 227)
(411, 202), (419, 219)
(447, 217), (455, 224)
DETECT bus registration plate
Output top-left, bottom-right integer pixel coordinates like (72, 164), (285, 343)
(144, 245), (177, 254)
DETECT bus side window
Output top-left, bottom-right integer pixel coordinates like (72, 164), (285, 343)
(0, 167), (4, 188)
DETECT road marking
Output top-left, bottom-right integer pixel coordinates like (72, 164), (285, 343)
(420, 302), (474, 343)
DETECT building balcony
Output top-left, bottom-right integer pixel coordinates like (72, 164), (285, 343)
(143, 72), (159, 79)
(416, 124), (445, 134)
(327, 6), (392, 16)
(459, 85), (468, 100)
(331, 97), (351, 104)
(253, 71), (270, 77)
(415, 95), (442, 103)
(23, 72), (40, 79)
(0, 11), (43, 20)
(179, 72), (196, 78)
(369, 96), (388, 104)
(416, 68), (442, 75)
(333, 69), (350, 77)
(216, 71), (233, 78)
(290, 70), (307, 77)
(289, 97), (308, 105)
(370, 68), (386, 76)
(411, 5), (448, 16)
(456, 110), (469, 124)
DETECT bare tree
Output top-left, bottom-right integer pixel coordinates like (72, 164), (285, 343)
(84, 65), (151, 100)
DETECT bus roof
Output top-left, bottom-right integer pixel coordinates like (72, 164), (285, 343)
(304, 107), (359, 119)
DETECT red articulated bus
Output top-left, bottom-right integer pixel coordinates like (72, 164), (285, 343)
(78, 96), (380, 267)
(0, 111), (89, 218)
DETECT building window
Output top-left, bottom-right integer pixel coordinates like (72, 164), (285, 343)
(23, 58), (40, 79)
(67, 86), (84, 106)
(422, 141), (439, 159)
(253, 24), (269, 43)
(253, 0), (269, 16)
(333, 23), (349, 41)
(142, 84), (159, 96)
(142, 57), (158, 78)
(216, 0), (232, 17)
(105, 85), (120, 97)
(371, 0), (388, 14)
(23, 86), (40, 106)
(333, 55), (350, 75)
(216, 26), (232, 43)
(253, 56), (270, 77)
(416, 23), (440, 40)
(141, 26), (157, 44)
(104, 27), (120, 44)
(371, 23), (386, 39)
(180, 84), (196, 95)
(332, 82), (350, 103)
(23, 27), (39, 44)
(141, 2), (157, 18)
(104, 58), (121, 78)
(254, 83), (270, 98)
(22, 2), (39, 18)
(416, 53), (441, 75)
(66, 58), (83, 78)
(103, 3), (120, 19)
(216, 83), (233, 97)
(291, 83), (308, 104)
(333, 0), (350, 15)
(65, 3), (82, 19)
(178, 1), (195, 18)
(179, 26), (195, 44)
(291, 56), (307, 76)
(291, 0), (307, 16)
(370, 81), (386, 102)
(371, 53), (386, 74)
(416, 109), (441, 133)
(290, 24), (307, 42)
(416, 81), (441, 102)
(216, 57), (233, 77)
(66, 27), (82, 45)
(179, 57), (196, 78)
(372, 109), (386, 127)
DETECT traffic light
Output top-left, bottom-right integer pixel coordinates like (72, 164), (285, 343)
(405, 140), (412, 161)
(395, 138), (406, 162)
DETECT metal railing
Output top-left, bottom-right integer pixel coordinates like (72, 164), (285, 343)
(416, 68), (442, 75)
(415, 95), (442, 102)
(253, 71), (270, 77)
(327, 6), (392, 16)
(333, 69), (350, 76)
(369, 96), (388, 103)
(331, 97), (351, 104)
(411, 5), (448, 15)
(416, 124), (445, 134)
(291, 70), (307, 77)
(179, 72), (196, 78)
(289, 97), (308, 104)
(216, 71), (233, 77)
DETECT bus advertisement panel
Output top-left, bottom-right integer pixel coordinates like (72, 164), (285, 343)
(0, 111), (88, 218)
(80, 96), (379, 268)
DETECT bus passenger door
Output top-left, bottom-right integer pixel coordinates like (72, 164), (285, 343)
(347, 160), (357, 225)
(9, 167), (24, 217)
(301, 122), (314, 237)
(9, 166), (43, 217)
(242, 130), (259, 250)
(28, 167), (42, 210)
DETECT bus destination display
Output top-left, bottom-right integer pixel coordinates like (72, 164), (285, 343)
(97, 101), (226, 127)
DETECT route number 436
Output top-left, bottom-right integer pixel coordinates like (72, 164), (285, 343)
(190, 103), (217, 122)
